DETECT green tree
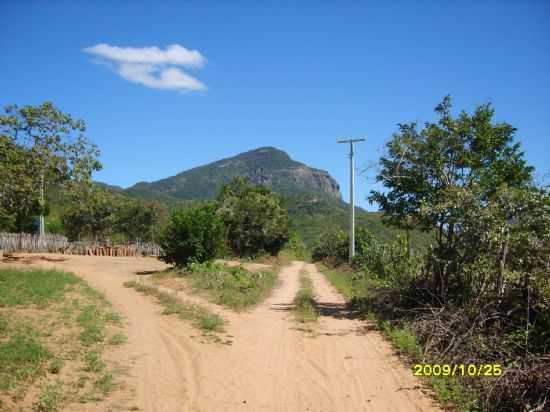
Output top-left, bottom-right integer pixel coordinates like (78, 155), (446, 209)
(0, 102), (101, 232)
(217, 177), (291, 256)
(114, 198), (161, 242)
(371, 96), (532, 238)
(370, 96), (534, 299)
(0, 135), (39, 231)
(61, 186), (117, 241)
(158, 203), (225, 267)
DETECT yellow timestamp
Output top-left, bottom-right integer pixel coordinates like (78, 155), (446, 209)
(413, 364), (503, 377)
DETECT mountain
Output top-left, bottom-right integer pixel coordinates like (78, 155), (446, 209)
(125, 147), (342, 202)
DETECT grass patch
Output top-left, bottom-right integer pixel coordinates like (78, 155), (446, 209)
(152, 261), (278, 310)
(124, 280), (224, 333)
(293, 270), (319, 323)
(0, 268), (79, 307)
(33, 382), (63, 412)
(77, 304), (106, 345)
(104, 311), (122, 325)
(83, 351), (106, 373)
(0, 331), (52, 390)
(108, 332), (127, 345)
(380, 321), (422, 359)
(379, 318), (477, 411)
(321, 264), (372, 301)
(0, 267), (125, 410)
(95, 373), (115, 396)
(184, 262), (277, 310)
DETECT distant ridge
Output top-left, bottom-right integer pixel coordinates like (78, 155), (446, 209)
(124, 147), (342, 202)
(95, 147), (431, 249)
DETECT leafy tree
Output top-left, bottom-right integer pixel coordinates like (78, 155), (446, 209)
(0, 135), (39, 230)
(370, 96), (534, 299)
(61, 186), (117, 241)
(114, 198), (162, 242)
(217, 177), (291, 256)
(371, 95), (532, 237)
(44, 216), (65, 234)
(158, 203), (225, 267)
(0, 102), (101, 232)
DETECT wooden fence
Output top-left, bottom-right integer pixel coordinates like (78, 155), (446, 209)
(0, 233), (68, 253)
(0, 233), (161, 257)
(62, 241), (161, 257)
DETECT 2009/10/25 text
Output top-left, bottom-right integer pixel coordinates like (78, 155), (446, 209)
(413, 364), (503, 377)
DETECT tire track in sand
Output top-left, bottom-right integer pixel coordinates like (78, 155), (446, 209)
(10, 255), (441, 412)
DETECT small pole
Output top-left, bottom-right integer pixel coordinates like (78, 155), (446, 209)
(337, 137), (366, 264)
(39, 172), (45, 236)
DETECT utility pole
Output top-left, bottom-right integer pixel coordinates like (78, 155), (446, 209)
(337, 138), (365, 264)
(39, 172), (45, 236)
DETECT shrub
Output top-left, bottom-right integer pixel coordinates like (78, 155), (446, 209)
(312, 227), (413, 284)
(311, 229), (348, 263)
(158, 202), (225, 267)
(352, 228), (386, 272)
(217, 177), (291, 257)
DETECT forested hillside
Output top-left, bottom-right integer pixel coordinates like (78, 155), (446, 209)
(104, 147), (432, 249)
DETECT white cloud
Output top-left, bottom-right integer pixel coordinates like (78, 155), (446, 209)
(84, 43), (207, 92)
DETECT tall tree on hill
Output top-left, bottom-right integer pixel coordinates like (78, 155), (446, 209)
(0, 102), (101, 232)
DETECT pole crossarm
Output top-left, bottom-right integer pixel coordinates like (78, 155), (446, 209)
(337, 138), (366, 144)
(337, 137), (366, 264)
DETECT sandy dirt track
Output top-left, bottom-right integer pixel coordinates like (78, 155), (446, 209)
(5, 255), (441, 412)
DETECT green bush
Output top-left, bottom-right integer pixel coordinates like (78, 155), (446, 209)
(352, 228), (386, 272)
(311, 230), (348, 263)
(158, 203), (225, 267)
(217, 177), (291, 257)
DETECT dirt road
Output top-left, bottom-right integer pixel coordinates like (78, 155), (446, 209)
(6, 255), (440, 412)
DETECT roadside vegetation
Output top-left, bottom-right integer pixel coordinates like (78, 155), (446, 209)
(158, 177), (292, 268)
(182, 262), (276, 310)
(0, 102), (164, 241)
(151, 262), (277, 311)
(293, 269), (319, 324)
(315, 97), (549, 411)
(0, 267), (125, 411)
(277, 232), (311, 263)
(141, 178), (286, 312)
(123, 280), (224, 333)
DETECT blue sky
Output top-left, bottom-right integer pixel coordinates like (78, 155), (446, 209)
(1, 1), (549, 210)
